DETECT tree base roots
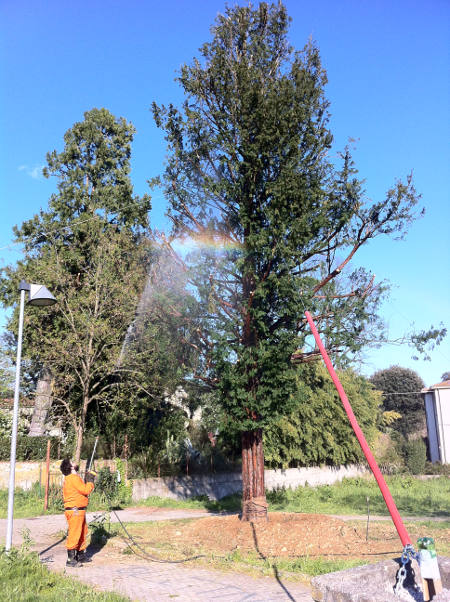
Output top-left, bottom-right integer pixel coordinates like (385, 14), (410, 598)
(241, 496), (268, 522)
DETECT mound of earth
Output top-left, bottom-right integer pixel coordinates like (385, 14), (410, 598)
(177, 513), (400, 558)
(122, 512), (406, 560)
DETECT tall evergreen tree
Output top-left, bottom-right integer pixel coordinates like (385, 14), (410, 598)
(1, 108), (152, 461)
(152, 3), (442, 520)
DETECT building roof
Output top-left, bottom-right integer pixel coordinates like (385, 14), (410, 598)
(421, 380), (450, 393)
(0, 397), (35, 409)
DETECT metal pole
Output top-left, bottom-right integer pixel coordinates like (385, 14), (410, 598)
(304, 310), (412, 547)
(5, 288), (26, 551)
(87, 436), (99, 473)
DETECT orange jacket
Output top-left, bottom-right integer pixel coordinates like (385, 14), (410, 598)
(63, 473), (94, 508)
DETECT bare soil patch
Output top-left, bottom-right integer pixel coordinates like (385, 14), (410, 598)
(151, 513), (398, 559)
(103, 512), (449, 564)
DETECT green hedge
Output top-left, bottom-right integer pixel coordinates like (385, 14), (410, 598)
(0, 436), (68, 461)
(404, 438), (427, 475)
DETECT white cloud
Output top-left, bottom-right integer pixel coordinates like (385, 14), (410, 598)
(17, 164), (45, 179)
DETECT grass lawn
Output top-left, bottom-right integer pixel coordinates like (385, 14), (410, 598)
(0, 548), (129, 601)
(265, 475), (450, 517)
(1, 474), (448, 519)
(134, 474), (450, 518)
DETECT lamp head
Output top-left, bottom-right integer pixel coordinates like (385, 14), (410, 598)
(18, 281), (56, 306)
(28, 284), (57, 306)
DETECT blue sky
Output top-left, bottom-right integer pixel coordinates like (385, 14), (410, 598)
(1, 0), (449, 386)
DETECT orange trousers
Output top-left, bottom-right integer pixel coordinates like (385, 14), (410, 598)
(64, 509), (88, 551)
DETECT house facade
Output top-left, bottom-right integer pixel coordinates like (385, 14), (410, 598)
(422, 380), (450, 464)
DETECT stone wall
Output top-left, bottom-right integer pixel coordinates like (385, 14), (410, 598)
(0, 459), (119, 491)
(1, 461), (367, 497)
(132, 464), (368, 501)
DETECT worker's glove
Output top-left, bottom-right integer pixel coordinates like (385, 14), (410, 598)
(85, 470), (96, 484)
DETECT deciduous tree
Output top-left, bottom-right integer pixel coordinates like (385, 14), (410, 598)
(1, 108), (151, 462)
(370, 365), (425, 437)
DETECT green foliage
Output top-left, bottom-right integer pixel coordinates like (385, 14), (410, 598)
(115, 458), (132, 501)
(380, 410), (402, 428)
(0, 547), (127, 600)
(0, 481), (63, 518)
(404, 438), (427, 475)
(152, 1), (432, 446)
(0, 345), (14, 399)
(372, 432), (405, 474)
(128, 407), (190, 478)
(263, 363), (382, 467)
(0, 435), (66, 461)
(96, 467), (119, 499)
(424, 462), (450, 476)
(0, 410), (29, 438)
(370, 365), (425, 436)
(94, 462), (131, 506)
(0, 108), (152, 462)
(129, 448), (160, 478)
(97, 249), (201, 460)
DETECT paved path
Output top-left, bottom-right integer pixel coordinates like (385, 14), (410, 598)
(0, 508), (313, 602)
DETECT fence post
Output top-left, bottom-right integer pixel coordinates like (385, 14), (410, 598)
(43, 439), (51, 512)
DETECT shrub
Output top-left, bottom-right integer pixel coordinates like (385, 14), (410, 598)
(404, 438), (427, 475)
(372, 432), (405, 474)
(0, 436), (68, 461)
(93, 462), (131, 507)
(423, 461), (450, 476)
(95, 467), (118, 500)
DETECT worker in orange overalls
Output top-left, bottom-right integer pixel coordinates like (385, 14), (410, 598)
(60, 458), (96, 567)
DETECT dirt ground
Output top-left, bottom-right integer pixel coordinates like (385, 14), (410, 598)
(105, 511), (449, 563)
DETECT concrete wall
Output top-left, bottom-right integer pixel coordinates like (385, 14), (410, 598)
(132, 464), (368, 501)
(2, 461), (367, 498)
(0, 459), (119, 491)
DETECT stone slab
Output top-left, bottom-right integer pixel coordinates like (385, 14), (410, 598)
(311, 556), (450, 602)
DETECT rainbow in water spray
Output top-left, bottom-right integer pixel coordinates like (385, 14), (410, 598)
(170, 232), (243, 254)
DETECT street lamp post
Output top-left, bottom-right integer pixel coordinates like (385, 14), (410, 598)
(5, 280), (56, 551)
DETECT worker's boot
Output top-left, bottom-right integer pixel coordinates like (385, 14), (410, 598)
(66, 549), (81, 567)
(76, 550), (92, 563)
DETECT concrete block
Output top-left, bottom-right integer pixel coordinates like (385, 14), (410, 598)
(311, 556), (450, 602)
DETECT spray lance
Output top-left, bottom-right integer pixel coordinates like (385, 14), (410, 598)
(85, 436), (99, 481)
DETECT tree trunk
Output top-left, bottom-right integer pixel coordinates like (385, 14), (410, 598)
(28, 368), (54, 436)
(74, 424), (83, 464)
(241, 428), (268, 521)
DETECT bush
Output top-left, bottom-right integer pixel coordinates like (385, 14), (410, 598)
(372, 432), (405, 474)
(404, 438), (427, 475)
(423, 461), (450, 476)
(95, 467), (118, 500)
(92, 461), (131, 507)
(0, 436), (68, 461)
